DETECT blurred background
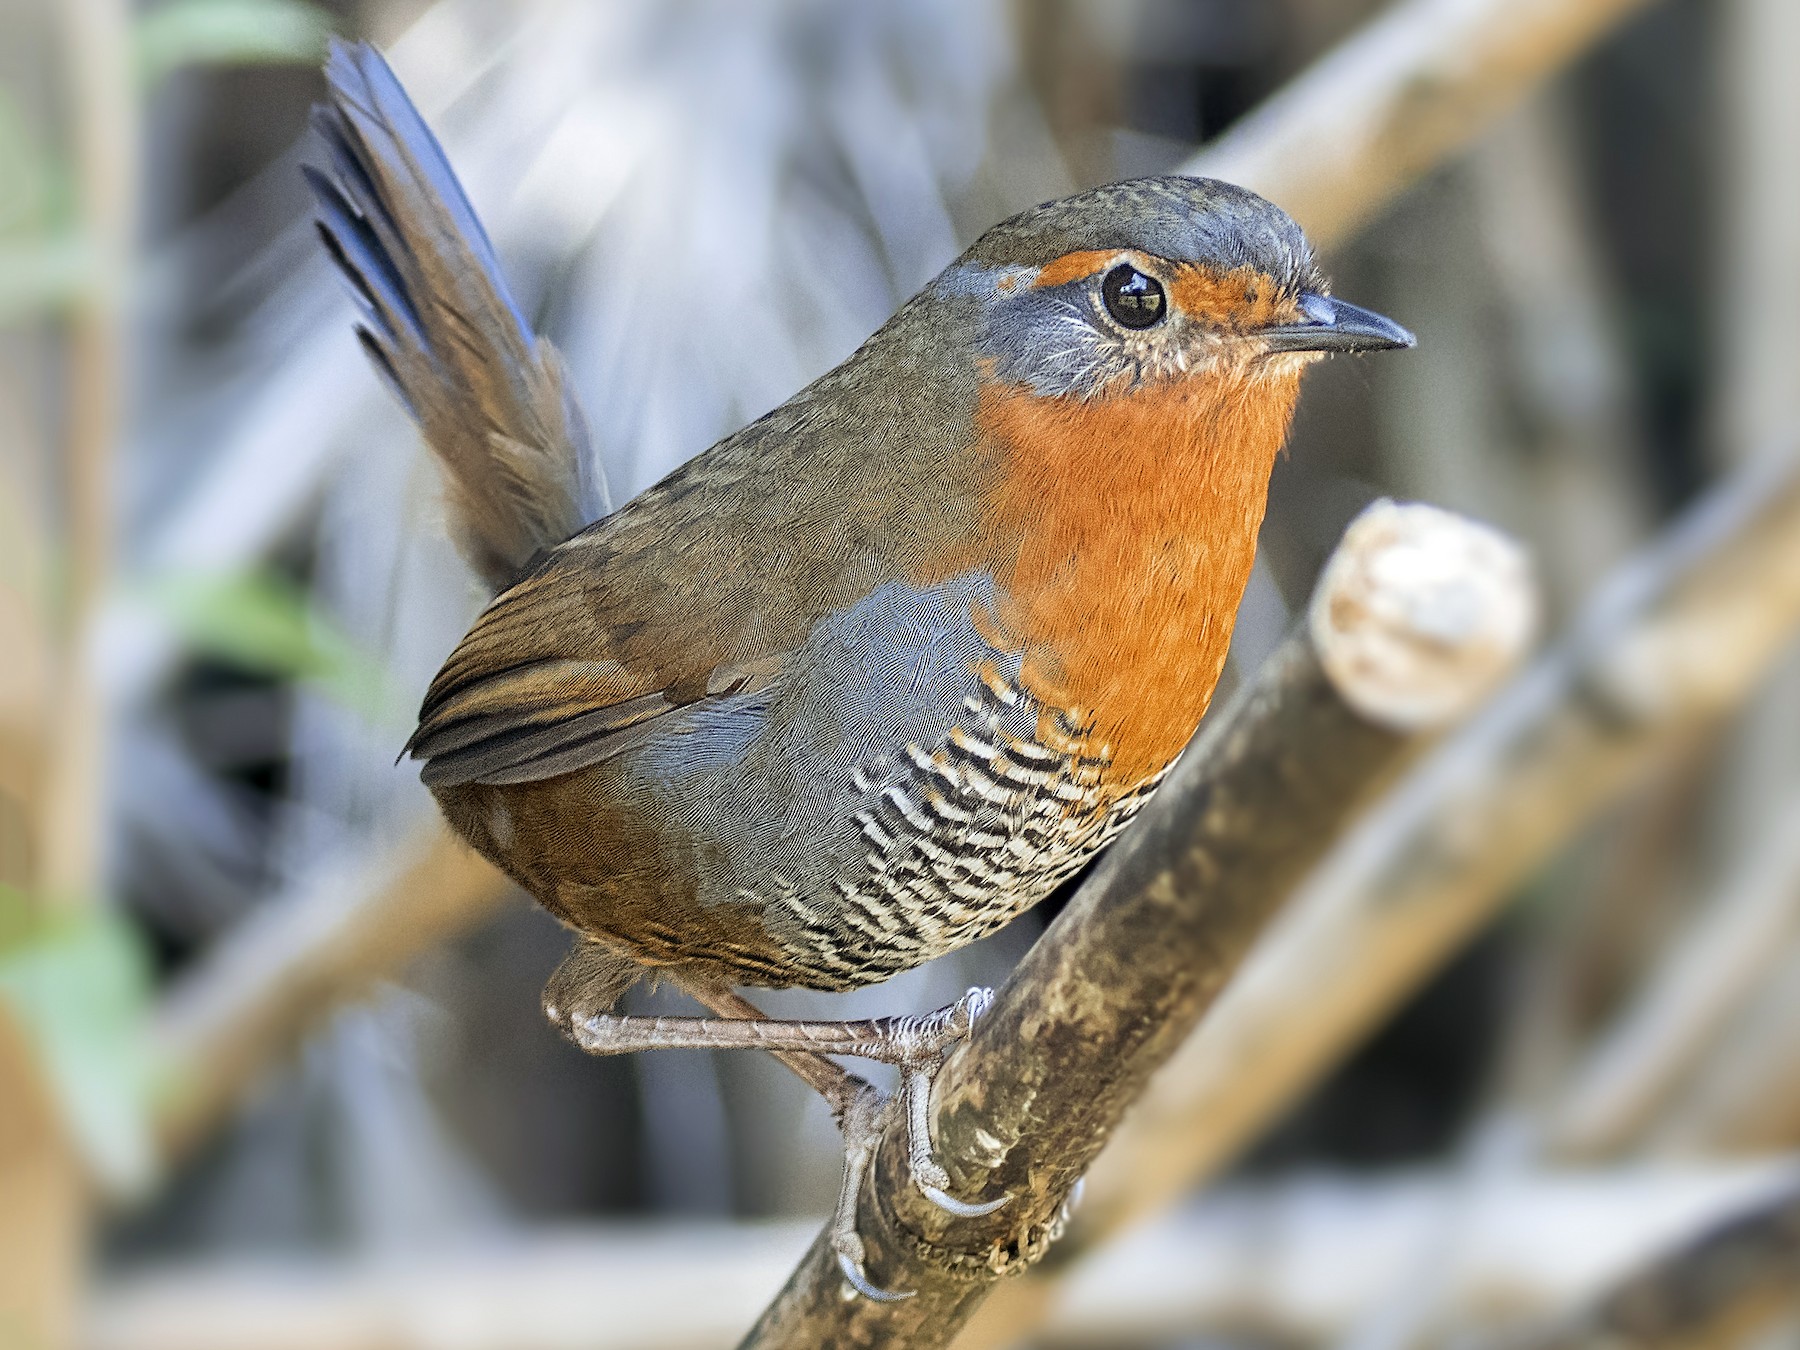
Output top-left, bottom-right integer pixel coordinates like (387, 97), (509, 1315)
(6, 0), (1800, 1347)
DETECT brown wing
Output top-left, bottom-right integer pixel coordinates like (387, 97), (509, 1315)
(406, 536), (782, 788)
(405, 303), (992, 790)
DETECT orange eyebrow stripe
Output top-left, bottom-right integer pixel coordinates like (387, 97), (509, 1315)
(1032, 249), (1122, 288)
(1168, 263), (1300, 329)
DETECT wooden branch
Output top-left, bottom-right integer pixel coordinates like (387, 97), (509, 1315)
(739, 504), (1534, 1347)
(1501, 1179), (1800, 1350)
(0, 1007), (82, 1350)
(960, 441), (1800, 1348)
(1547, 795), (1800, 1159)
(1186, 0), (1658, 249)
(0, 2), (136, 1343)
(149, 825), (510, 1163)
(41, 0), (134, 902)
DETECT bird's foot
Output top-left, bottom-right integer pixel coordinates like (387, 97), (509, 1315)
(548, 971), (1006, 1299)
(825, 987), (1009, 1300)
(867, 986), (1010, 1217)
(829, 1081), (911, 1301)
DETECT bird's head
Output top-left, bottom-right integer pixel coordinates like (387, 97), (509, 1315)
(937, 175), (1412, 399)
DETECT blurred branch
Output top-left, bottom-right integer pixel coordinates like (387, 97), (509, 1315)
(1188, 0), (1658, 249)
(741, 506), (1534, 1346)
(1497, 1179), (1800, 1350)
(58, 0), (131, 616)
(1649, 940), (1800, 1157)
(960, 438), (1800, 1349)
(1548, 796), (1800, 1159)
(0, 1007), (82, 1350)
(1470, 94), (1651, 612)
(43, 0), (132, 900)
(0, 0), (135, 1341)
(84, 1165), (1800, 1350)
(149, 825), (509, 1163)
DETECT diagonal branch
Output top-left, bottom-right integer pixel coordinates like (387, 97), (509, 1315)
(960, 438), (1800, 1349)
(1188, 0), (1659, 248)
(740, 503), (1536, 1348)
(149, 827), (510, 1163)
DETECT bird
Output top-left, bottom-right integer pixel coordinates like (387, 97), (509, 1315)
(307, 38), (1413, 1298)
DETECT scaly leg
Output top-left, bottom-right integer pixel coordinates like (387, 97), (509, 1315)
(549, 978), (1007, 1299)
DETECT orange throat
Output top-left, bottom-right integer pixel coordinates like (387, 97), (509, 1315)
(962, 365), (1302, 787)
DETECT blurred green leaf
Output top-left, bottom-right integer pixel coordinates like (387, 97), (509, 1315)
(137, 0), (333, 89)
(0, 894), (157, 1194)
(0, 235), (94, 324)
(0, 883), (33, 953)
(0, 87), (68, 236)
(0, 86), (87, 326)
(132, 569), (409, 726)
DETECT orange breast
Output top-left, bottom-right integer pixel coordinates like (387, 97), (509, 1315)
(950, 366), (1302, 787)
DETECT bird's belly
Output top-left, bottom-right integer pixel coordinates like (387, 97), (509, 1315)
(758, 716), (1163, 989)
(607, 570), (1169, 990)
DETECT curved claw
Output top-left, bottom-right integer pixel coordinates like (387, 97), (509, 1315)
(919, 1182), (1011, 1217)
(836, 1249), (915, 1302)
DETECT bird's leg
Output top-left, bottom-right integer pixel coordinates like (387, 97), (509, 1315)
(680, 978), (1009, 1300)
(551, 977), (1008, 1299)
(671, 977), (869, 1111)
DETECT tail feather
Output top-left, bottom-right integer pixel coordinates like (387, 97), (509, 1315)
(309, 38), (605, 592)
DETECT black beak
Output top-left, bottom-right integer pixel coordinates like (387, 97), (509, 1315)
(1260, 292), (1415, 354)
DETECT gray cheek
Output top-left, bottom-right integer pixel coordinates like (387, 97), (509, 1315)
(978, 288), (1224, 400)
(981, 289), (1117, 398)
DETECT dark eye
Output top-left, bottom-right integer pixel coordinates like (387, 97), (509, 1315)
(1101, 264), (1166, 329)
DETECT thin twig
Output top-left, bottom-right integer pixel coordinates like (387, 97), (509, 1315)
(1548, 795), (1800, 1159)
(40, 0), (133, 902)
(149, 825), (511, 1162)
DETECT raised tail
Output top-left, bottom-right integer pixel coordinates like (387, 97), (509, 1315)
(306, 38), (605, 592)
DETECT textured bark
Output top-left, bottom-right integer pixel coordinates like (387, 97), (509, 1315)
(740, 504), (1532, 1348)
